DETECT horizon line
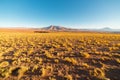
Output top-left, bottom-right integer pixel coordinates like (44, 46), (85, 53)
(0, 26), (120, 30)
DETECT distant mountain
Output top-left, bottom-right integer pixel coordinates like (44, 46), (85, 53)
(1, 26), (120, 33)
(99, 27), (120, 32)
(41, 25), (73, 31)
(81, 27), (120, 33)
(101, 27), (111, 30)
(33, 25), (120, 33)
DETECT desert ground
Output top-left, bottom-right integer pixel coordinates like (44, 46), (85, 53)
(0, 29), (120, 80)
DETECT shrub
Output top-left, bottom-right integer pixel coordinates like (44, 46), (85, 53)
(0, 61), (9, 67)
(54, 59), (59, 63)
(64, 57), (77, 65)
(0, 67), (9, 78)
(82, 62), (89, 68)
(80, 52), (90, 58)
(41, 67), (46, 77)
(89, 68), (105, 79)
(65, 74), (73, 80)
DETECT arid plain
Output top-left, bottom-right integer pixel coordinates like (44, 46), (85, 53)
(0, 29), (120, 80)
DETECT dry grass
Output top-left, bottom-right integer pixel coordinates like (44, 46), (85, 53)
(0, 31), (120, 80)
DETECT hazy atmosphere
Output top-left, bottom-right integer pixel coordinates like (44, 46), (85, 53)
(0, 0), (120, 29)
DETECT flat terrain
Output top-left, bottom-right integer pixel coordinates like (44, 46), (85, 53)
(0, 31), (120, 80)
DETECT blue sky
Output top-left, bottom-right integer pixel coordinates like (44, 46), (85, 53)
(0, 0), (120, 29)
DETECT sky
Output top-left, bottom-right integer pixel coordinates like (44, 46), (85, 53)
(0, 0), (120, 29)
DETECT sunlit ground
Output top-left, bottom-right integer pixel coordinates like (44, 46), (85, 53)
(0, 31), (120, 80)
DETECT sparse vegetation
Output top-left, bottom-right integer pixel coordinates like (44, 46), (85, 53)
(64, 57), (77, 65)
(65, 74), (73, 80)
(80, 52), (90, 58)
(0, 32), (120, 80)
(0, 61), (9, 67)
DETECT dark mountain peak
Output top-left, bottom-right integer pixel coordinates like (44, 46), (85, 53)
(41, 25), (70, 31)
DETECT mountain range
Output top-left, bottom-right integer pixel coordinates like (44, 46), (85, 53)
(39, 25), (120, 32)
(0, 25), (119, 33)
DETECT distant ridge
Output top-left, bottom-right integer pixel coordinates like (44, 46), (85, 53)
(41, 25), (73, 31)
(98, 27), (120, 32)
(32, 25), (120, 33)
(0, 26), (119, 33)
